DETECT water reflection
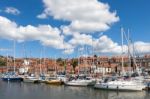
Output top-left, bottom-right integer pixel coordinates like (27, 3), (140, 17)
(0, 80), (150, 99)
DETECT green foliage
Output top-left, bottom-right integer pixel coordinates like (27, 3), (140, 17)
(124, 63), (128, 67)
(0, 58), (6, 66)
(71, 59), (78, 72)
(56, 58), (66, 67)
(60, 60), (66, 67)
(94, 54), (97, 57)
(56, 58), (63, 63)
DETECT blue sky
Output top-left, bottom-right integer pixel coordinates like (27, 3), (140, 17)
(101, 0), (150, 42)
(0, 0), (149, 58)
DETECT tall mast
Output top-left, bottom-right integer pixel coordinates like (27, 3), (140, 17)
(92, 37), (95, 74)
(127, 29), (132, 73)
(132, 40), (140, 75)
(43, 47), (46, 74)
(77, 47), (80, 74)
(121, 27), (125, 76)
(13, 40), (16, 73)
(22, 43), (26, 70)
(85, 45), (87, 75)
(54, 55), (57, 74)
(40, 48), (42, 74)
(6, 53), (8, 72)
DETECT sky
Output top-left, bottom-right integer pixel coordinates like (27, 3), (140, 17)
(0, 0), (150, 58)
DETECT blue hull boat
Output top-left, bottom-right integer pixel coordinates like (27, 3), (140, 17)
(1, 77), (23, 81)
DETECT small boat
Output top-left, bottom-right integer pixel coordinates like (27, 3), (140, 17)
(23, 74), (39, 83)
(2, 76), (23, 81)
(57, 74), (67, 83)
(1, 41), (23, 82)
(38, 76), (46, 83)
(38, 74), (50, 83)
(23, 77), (39, 83)
(45, 77), (63, 85)
(1, 72), (23, 81)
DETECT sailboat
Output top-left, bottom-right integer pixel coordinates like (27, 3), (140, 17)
(45, 72), (64, 85)
(45, 76), (63, 85)
(94, 28), (145, 91)
(23, 45), (39, 83)
(64, 47), (96, 86)
(38, 47), (52, 83)
(23, 74), (39, 83)
(94, 77), (145, 91)
(1, 40), (23, 81)
(64, 74), (96, 86)
(45, 57), (63, 85)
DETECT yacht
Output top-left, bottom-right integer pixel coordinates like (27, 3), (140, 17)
(64, 75), (96, 86)
(23, 74), (39, 83)
(1, 72), (23, 81)
(94, 77), (145, 91)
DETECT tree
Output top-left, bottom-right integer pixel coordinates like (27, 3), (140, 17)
(94, 54), (97, 58)
(0, 58), (6, 66)
(71, 59), (78, 73)
(93, 54), (98, 65)
(56, 58), (65, 67)
(56, 58), (62, 63)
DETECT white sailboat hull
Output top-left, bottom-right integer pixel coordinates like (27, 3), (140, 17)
(94, 81), (145, 91)
(23, 77), (39, 83)
(65, 79), (94, 86)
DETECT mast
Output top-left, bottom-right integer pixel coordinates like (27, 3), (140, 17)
(121, 27), (125, 76)
(6, 53), (8, 72)
(132, 41), (140, 75)
(85, 45), (88, 75)
(123, 29), (132, 75)
(43, 46), (46, 74)
(127, 29), (132, 74)
(13, 40), (16, 73)
(22, 43), (26, 72)
(40, 48), (42, 74)
(54, 55), (57, 75)
(92, 37), (94, 74)
(77, 47), (80, 74)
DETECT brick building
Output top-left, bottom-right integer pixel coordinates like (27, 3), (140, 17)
(0, 54), (150, 74)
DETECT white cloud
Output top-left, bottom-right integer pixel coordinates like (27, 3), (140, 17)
(0, 16), (149, 55)
(0, 48), (12, 52)
(63, 48), (74, 54)
(68, 34), (150, 55)
(134, 41), (150, 54)
(0, 0), (149, 56)
(36, 0), (122, 55)
(4, 7), (20, 15)
(69, 32), (93, 46)
(37, 13), (47, 19)
(69, 34), (123, 54)
(93, 35), (124, 54)
(38, 0), (119, 34)
(0, 16), (72, 50)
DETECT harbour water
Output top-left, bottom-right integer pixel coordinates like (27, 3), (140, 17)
(0, 80), (150, 99)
